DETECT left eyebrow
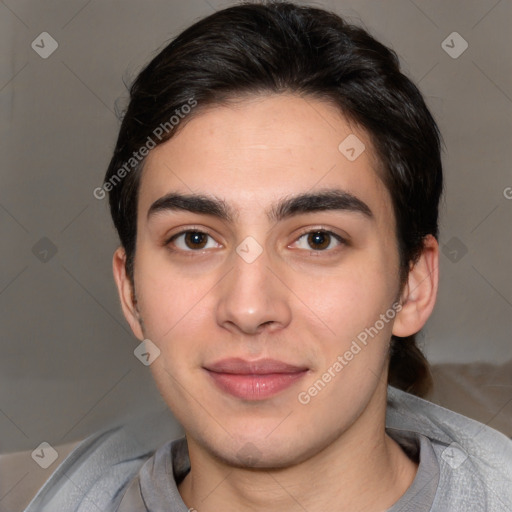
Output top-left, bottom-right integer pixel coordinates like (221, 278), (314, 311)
(146, 188), (373, 223)
(270, 188), (373, 222)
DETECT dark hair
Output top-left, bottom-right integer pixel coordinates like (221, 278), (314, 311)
(105, 1), (443, 397)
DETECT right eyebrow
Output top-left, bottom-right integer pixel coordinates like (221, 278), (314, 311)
(147, 193), (237, 222)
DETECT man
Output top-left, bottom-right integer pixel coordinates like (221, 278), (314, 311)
(24, 2), (512, 511)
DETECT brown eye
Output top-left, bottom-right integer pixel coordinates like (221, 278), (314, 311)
(184, 231), (208, 249)
(168, 230), (220, 252)
(307, 231), (332, 250)
(291, 229), (345, 253)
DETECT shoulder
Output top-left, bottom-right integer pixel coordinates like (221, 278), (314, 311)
(20, 425), (153, 512)
(387, 386), (512, 511)
(20, 406), (183, 512)
(0, 440), (80, 512)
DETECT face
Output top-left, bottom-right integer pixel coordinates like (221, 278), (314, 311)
(118, 94), (407, 468)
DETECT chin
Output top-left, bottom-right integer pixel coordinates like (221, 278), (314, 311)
(195, 427), (323, 470)
(215, 441), (301, 470)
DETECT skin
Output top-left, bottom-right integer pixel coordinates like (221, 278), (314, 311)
(113, 93), (439, 511)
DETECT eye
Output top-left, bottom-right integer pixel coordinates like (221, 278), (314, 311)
(291, 230), (345, 252)
(167, 230), (221, 252)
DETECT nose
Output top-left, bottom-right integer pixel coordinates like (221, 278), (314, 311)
(216, 244), (292, 335)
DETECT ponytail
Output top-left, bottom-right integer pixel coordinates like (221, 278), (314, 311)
(388, 334), (433, 398)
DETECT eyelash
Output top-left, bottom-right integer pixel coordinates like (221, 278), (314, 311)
(165, 227), (347, 256)
(293, 228), (346, 253)
(165, 228), (219, 256)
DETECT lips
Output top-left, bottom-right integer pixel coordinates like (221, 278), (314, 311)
(204, 358), (308, 400)
(206, 357), (308, 374)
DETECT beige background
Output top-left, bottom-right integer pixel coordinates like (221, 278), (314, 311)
(1, 0), (511, 465)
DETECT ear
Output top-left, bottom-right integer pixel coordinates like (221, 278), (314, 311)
(112, 247), (144, 340)
(392, 235), (439, 337)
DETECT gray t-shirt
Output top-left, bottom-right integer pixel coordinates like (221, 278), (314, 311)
(116, 429), (439, 512)
(23, 387), (512, 511)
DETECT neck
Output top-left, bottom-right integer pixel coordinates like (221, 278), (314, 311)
(178, 387), (417, 512)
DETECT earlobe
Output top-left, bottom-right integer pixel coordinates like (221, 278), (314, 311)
(112, 247), (144, 340)
(392, 235), (439, 338)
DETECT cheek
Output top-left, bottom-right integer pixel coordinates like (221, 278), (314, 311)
(134, 251), (214, 343)
(296, 259), (398, 336)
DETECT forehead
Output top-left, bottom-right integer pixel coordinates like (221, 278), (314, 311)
(138, 93), (393, 226)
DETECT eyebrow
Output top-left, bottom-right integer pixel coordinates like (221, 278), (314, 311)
(147, 188), (373, 223)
